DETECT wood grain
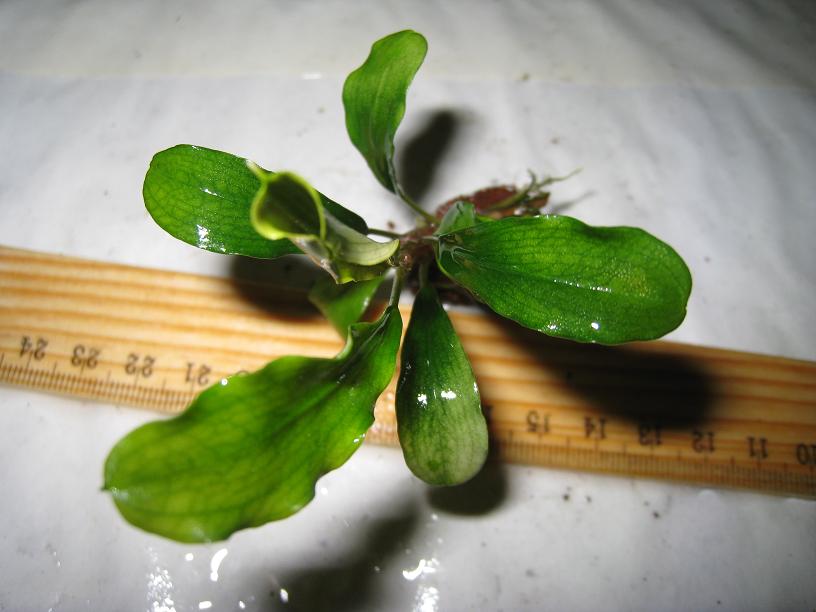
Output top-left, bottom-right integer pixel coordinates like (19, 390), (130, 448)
(1, 245), (815, 497)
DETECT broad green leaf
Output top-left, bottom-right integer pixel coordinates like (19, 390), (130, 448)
(436, 215), (692, 344)
(104, 306), (402, 543)
(144, 145), (297, 257)
(435, 201), (478, 235)
(250, 170), (398, 282)
(343, 30), (427, 192)
(396, 285), (488, 485)
(309, 275), (385, 336)
(143, 145), (367, 258)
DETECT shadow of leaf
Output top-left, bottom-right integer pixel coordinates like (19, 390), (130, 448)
(546, 189), (597, 215)
(252, 508), (419, 611)
(426, 448), (509, 515)
(397, 109), (460, 204)
(227, 254), (324, 320)
(495, 316), (716, 429)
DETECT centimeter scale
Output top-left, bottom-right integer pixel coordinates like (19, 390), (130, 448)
(1, 245), (814, 498)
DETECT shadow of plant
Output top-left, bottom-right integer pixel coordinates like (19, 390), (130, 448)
(253, 508), (420, 611)
(426, 447), (509, 515)
(397, 109), (461, 205)
(546, 189), (597, 215)
(495, 315), (716, 429)
(227, 254), (324, 319)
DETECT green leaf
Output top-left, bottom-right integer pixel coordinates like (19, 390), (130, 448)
(250, 170), (398, 282)
(396, 284), (488, 485)
(324, 214), (399, 266)
(436, 215), (692, 344)
(104, 306), (403, 543)
(143, 145), (368, 258)
(309, 275), (385, 337)
(249, 167), (326, 240)
(435, 201), (479, 235)
(322, 198), (368, 236)
(343, 30), (427, 193)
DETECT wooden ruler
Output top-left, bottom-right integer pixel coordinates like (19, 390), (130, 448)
(1, 245), (815, 498)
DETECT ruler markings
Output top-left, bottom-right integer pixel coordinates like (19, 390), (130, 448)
(8, 339), (765, 399)
(5, 275), (811, 387)
(2, 246), (816, 497)
(1, 314), (339, 357)
(1, 295), (335, 346)
(1, 251), (813, 373)
(5, 294), (813, 391)
(0, 336), (313, 382)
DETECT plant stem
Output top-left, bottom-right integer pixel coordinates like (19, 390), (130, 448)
(368, 227), (402, 239)
(486, 168), (582, 212)
(486, 171), (537, 211)
(418, 260), (430, 289)
(396, 186), (437, 224)
(388, 267), (407, 307)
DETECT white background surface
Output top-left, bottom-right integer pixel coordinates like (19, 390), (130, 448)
(1, 1), (815, 610)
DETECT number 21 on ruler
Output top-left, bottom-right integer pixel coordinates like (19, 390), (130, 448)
(185, 362), (211, 387)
